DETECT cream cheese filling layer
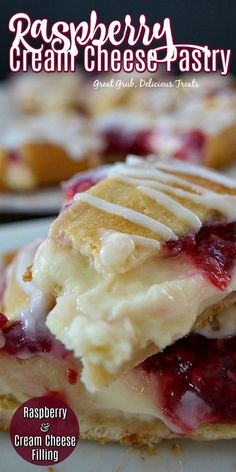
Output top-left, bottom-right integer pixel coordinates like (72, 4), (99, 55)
(2, 242), (235, 433)
(32, 238), (233, 392)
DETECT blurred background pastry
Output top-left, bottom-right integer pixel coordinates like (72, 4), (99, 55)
(0, 113), (104, 191)
(7, 71), (85, 114)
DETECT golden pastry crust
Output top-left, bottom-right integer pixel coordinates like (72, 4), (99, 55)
(205, 123), (236, 169)
(2, 246), (55, 321)
(0, 394), (235, 444)
(50, 169), (236, 258)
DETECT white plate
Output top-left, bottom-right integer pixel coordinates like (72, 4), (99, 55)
(0, 218), (236, 472)
(0, 432), (235, 472)
(0, 188), (63, 214)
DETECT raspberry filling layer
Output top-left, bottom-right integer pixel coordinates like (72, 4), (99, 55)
(103, 127), (206, 163)
(64, 178), (98, 204)
(140, 333), (236, 432)
(62, 168), (109, 204)
(166, 222), (236, 290)
(103, 129), (154, 156)
(173, 129), (206, 163)
(0, 314), (68, 358)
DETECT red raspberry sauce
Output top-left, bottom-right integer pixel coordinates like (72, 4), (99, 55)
(103, 129), (153, 156)
(0, 319), (66, 357)
(166, 222), (236, 290)
(66, 368), (78, 385)
(64, 178), (99, 205)
(174, 129), (206, 163)
(0, 313), (8, 329)
(140, 334), (236, 432)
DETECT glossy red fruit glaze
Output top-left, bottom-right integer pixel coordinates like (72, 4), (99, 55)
(0, 313), (8, 329)
(140, 334), (236, 432)
(0, 319), (66, 356)
(62, 168), (109, 205)
(103, 129), (153, 156)
(66, 368), (78, 385)
(166, 222), (236, 290)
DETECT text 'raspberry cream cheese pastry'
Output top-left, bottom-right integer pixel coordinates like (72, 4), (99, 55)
(30, 156), (236, 392)
(0, 113), (104, 191)
(0, 242), (235, 443)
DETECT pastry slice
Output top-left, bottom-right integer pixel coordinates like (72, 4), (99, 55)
(0, 113), (103, 191)
(95, 79), (236, 169)
(149, 85), (236, 169)
(29, 156), (236, 391)
(0, 243), (235, 443)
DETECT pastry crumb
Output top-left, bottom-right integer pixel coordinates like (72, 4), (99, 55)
(98, 437), (110, 445)
(22, 265), (32, 282)
(171, 442), (182, 455)
(139, 446), (158, 461)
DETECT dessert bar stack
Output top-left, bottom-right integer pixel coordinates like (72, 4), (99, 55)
(0, 157), (235, 444)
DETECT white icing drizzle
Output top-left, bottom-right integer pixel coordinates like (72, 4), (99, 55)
(111, 176), (236, 221)
(136, 179), (236, 220)
(73, 157), (236, 251)
(94, 231), (161, 273)
(75, 192), (178, 240)
(94, 108), (153, 134)
(110, 163), (211, 194)
(138, 185), (202, 230)
(157, 160), (236, 189)
(124, 233), (160, 249)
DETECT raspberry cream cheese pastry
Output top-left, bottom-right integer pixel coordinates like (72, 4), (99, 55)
(153, 87), (236, 169)
(0, 243), (235, 443)
(95, 85), (236, 169)
(8, 72), (84, 114)
(29, 156), (236, 392)
(0, 113), (103, 191)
